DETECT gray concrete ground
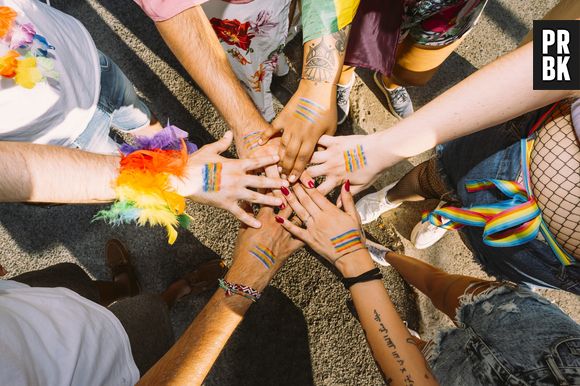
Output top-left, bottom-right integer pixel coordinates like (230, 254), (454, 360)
(0, 0), (578, 385)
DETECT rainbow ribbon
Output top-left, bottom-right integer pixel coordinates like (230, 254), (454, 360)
(94, 125), (197, 245)
(422, 138), (574, 266)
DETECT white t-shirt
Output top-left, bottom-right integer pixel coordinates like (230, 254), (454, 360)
(0, 0), (100, 147)
(0, 280), (139, 386)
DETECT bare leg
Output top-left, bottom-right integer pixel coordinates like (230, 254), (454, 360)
(339, 65), (356, 85)
(384, 251), (495, 323)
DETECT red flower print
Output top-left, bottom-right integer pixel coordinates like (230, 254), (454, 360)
(210, 18), (255, 51)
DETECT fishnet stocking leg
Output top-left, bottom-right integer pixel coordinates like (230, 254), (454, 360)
(530, 100), (580, 260)
(387, 159), (448, 203)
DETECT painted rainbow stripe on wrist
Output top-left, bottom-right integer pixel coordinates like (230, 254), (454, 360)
(294, 97), (324, 123)
(94, 125), (198, 245)
(202, 163), (222, 192)
(249, 244), (276, 269)
(241, 131), (263, 152)
(344, 145), (367, 172)
(331, 229), (362, 253)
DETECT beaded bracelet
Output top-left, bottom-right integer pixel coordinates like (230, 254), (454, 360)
(94, 125), (198, 245)
(218, 278), (262, 303)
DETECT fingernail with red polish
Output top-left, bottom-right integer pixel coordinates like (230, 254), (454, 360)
(308, 180), (315, 189)
(275, 216), (284, 224)
(345, 180), (350, 192)
(280, 203), (286, 210)
(281, 186), (290, 196)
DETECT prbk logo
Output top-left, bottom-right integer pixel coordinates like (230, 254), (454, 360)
(533, 20), (579, 90)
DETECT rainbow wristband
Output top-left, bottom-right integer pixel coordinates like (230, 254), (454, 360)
(94, 125), (198, 245)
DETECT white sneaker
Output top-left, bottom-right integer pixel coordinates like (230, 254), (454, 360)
(365, 239), (391, 267)
(410, 201), (449, 249)
(356, 181), (401, 224)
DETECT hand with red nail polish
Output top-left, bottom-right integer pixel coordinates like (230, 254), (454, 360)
(276, 182), (365, 264)
(306, 134), (387, 196)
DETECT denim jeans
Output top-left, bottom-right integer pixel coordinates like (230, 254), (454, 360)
(426, 284), (580, 385)
(436, 108), (580, 294)
(72, 51), (151, 154)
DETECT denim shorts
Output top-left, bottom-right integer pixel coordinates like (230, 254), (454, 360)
(425, 284), (580, 385)
(436, 108), (580, 294)
(72, 51), (151, 154)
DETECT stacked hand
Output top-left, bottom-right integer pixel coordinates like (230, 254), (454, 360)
(175, 131), (288, 228)
(307, 134), (385, 196)
(259, 80), (337, 184)
(229, 204), (304, 291)
(275, 181), (366, 265)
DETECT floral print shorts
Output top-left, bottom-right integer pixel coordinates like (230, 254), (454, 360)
(203, 0), (291, 121)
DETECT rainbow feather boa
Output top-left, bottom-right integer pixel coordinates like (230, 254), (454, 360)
(95, 125), (198, 244)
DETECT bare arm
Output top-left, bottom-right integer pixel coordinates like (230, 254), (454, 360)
(138, 207), (302, 385)
(307, 40), (580, 194)
(337, 251), (438, 385)
(155, 6), (271, 153)
(373, 41), (578, 169)
(0, 142), (117, 203)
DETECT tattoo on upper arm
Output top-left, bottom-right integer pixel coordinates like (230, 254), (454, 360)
(249, 244), (276, 269)
(303, 26), (350, 84)
(202, 163), (222, 192)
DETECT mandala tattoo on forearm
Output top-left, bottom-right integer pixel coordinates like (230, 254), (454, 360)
(303, 25), (351, 83)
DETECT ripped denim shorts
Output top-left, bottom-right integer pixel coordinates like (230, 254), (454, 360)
(424, 284), (580, 385)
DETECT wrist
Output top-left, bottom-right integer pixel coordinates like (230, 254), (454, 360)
(335, 249), (375, 277)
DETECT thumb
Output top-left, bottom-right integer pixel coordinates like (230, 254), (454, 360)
(203, 131), (233, 155)
(259, 123), (282, 145)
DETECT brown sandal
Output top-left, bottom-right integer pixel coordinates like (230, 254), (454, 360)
(182, 259), (228, 296)
(105, 239), (141, 297)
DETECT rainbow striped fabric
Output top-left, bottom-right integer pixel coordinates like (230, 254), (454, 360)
(202, 163), (222, 192)
(422, 138), (574, 266)
(250, 244), (276, 269)
(302, 0), (361, 42)
(294, 97), (323, 123)
(241, 131), (263, 152)
(344, 145), (367, 172)
(331, 229), (362, 253)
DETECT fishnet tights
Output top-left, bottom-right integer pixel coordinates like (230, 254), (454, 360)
(387, 158), (450, 203)
(530, 100), (580, 260)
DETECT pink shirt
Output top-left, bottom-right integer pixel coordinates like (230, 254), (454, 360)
(133, 0), (208, 21)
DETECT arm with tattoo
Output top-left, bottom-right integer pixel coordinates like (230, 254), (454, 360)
(260, 19), (354, 183)
(337, 250), (439, 385)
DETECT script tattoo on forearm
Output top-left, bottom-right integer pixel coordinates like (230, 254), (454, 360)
(373, 309), (415, 386)
(303, 25), (351, 84)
